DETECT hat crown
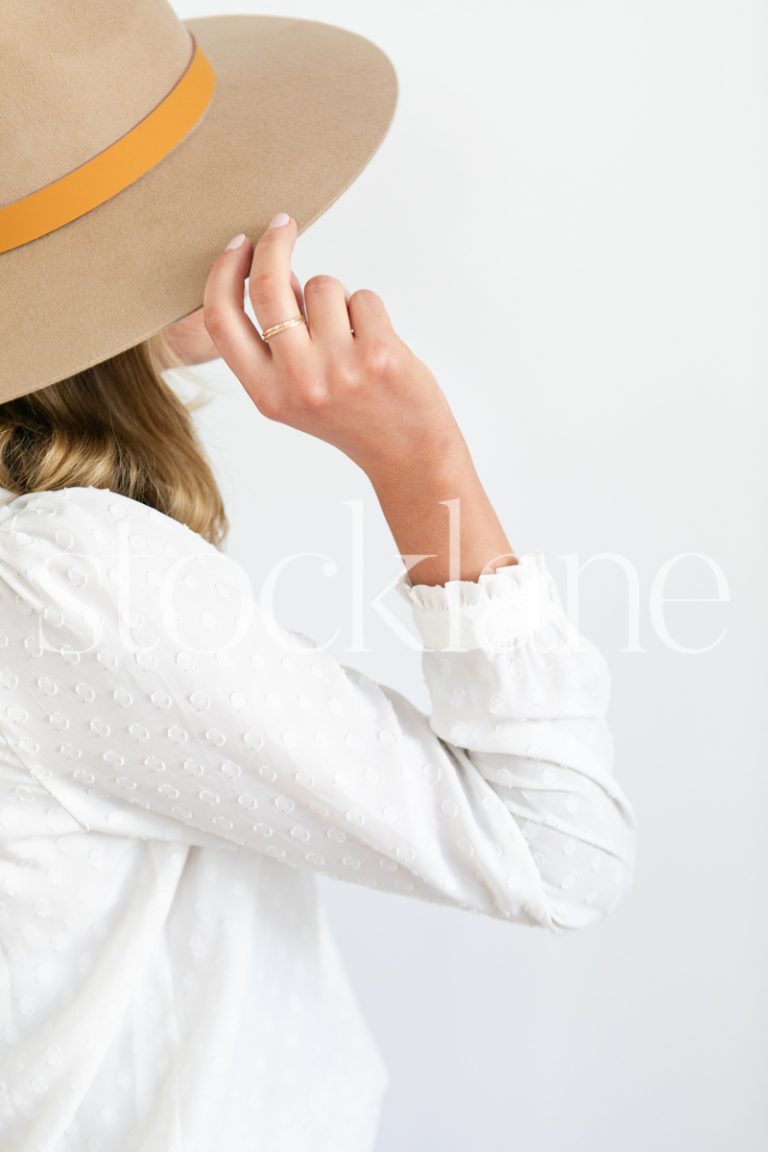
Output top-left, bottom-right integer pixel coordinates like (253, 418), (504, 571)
(0, 0), (193, 205)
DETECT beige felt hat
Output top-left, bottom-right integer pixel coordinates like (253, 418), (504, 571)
(0, 0), (399, 403)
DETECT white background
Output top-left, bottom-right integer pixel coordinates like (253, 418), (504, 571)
(175, 2), (766, 1148)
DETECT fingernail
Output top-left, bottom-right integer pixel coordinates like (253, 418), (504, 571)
(268, 212), (291, 229)
(225, 232), (246, 250)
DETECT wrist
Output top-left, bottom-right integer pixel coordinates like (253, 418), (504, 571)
(364, 423), (470, 494)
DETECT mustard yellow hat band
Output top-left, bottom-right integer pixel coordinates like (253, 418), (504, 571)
(0, 34), (216, 255)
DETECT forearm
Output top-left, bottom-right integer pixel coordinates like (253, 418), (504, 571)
(368, 429), (518, 587)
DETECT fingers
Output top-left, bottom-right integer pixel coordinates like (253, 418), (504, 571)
(202, 235), (271, 383)
(304, 275), (354, 346)
(248, 214), (310, 359)
(347, 289), (397, 343)
(203, 214), (401, 431)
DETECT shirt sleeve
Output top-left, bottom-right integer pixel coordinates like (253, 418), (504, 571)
(0, 486), (638, 933)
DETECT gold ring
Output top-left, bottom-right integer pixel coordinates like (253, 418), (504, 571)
(261, 315), (307, 342)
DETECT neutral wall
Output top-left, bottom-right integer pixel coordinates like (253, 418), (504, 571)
(175, 2), (767, 1148)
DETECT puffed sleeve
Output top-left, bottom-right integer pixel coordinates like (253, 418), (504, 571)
(0, 486), (637, 933)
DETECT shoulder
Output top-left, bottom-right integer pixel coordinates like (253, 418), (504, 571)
(0, 485), (217, 558)
(0, 486), (252, 653)
(0, 484), (143, 538)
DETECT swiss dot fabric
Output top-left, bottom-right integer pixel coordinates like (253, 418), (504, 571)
(0, 484), (637, 1151)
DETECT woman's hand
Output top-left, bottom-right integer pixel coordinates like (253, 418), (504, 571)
(203, 214), (516, 585)
(201, 214), (461, 481)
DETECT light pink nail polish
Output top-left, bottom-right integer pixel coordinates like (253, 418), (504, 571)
(224, 233), (246, 251)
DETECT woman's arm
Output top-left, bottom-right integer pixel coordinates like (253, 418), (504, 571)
(0, 217), (637, 934)
(203, 217), (635, 928)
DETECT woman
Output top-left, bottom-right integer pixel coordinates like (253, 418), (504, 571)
(0, 211), (637, 1150)
(0, 7), (637, 1151)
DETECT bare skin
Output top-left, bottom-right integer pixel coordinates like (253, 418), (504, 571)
(162, 217), (517, 586)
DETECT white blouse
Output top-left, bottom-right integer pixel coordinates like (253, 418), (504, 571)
(0, 484), (637, 1151)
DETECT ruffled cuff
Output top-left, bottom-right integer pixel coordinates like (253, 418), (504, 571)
(395, 551), (564, 652)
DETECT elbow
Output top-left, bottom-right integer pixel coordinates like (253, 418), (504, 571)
(540, 826), (639, 935)
(547, 865), (636, 933)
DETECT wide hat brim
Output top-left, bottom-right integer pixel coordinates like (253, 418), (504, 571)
(0, 14), (398, 403)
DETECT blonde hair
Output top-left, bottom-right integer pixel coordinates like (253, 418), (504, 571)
(0, 332), (228, 548)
